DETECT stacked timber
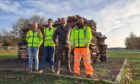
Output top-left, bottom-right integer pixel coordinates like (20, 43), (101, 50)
(95, 32), (107, 61)
(18, 28), (29, 60)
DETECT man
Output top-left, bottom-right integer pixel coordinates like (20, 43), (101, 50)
(53, 18), (72, 75)
(39, 19), (55, 73)
(70, 17), (93, 78)
(26, 22), (43, 72)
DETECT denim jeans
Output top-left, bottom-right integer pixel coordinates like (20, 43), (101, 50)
(28, 47), (39, 70)
(40, 46), (55, 69)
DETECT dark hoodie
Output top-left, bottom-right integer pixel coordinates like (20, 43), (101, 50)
(53, 25), (71, 45)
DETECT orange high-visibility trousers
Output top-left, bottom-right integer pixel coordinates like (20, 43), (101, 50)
(73, 48), (93, 75)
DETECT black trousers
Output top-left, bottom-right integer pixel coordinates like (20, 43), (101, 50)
(55, 44), (71, 72)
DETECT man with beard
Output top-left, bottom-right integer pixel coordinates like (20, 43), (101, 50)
(70, 17), (93, 78)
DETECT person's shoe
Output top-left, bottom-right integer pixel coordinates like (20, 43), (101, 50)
(67, 70), (73, 75)
(35, 68), (39, 72)
(56, 70), (60, 75)
(87, 74), (93, 78)
(38, 69), (44, 73)
(50, 69), (55, 73)
(26, 68), (32, 73)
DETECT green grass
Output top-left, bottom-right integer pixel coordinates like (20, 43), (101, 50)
(0, 49), (140, 84)
(107, 50), (140, 59)
(0, 71), (111, 84)
(108, 50), (140, 84)
(130, 61), (140, 84)
(0, 53), (17, 57)
(0, 50), (17, 58)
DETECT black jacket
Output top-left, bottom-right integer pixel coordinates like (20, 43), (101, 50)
(53, 25), (71, 45)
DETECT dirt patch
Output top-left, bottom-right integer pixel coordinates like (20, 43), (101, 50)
(0, 58), (125, 81)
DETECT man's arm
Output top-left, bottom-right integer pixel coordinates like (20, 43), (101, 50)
(37, 29), (43, 46)
(70, 29), (74, 46)
(39, 31), (43, 46)
(26, 31), (30, 42)
(52, 29), (58, 44)
(86, 26), (92, 44)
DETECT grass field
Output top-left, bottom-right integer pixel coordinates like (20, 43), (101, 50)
(108, 50), (140, 84)
(0, 49), (140, 84)
(0, 50), (17, 57)
(108, 50), (140, 59)
(0, 71), (112, 84)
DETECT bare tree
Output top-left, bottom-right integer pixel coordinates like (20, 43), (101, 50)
(0, 29), (11, 46)
(125, 32), (140, 50)
(11, 15), (46, 38)
(10, 15), (46, 45)
(11, 17), (29, 38)
(29, 15), (46, 25)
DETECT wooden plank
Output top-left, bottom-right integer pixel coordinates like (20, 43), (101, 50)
(115, 59), (127, 83)
(32, 72), (117, 84)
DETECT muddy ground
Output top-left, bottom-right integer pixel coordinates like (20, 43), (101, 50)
(0, 58), (125, 81)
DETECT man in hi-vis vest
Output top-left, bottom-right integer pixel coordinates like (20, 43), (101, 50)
(70, 17), (93, 78)
(26, 22), (43, 73)
(39, 19), (56, 73)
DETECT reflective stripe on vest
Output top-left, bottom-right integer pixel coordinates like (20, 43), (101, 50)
(74, 54), (90, 57)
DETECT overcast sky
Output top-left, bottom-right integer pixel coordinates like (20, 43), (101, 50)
(0, 0), (140, 48)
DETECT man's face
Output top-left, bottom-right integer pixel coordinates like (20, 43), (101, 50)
(48, 20), (53, 26)
(32, 23), (38, 30)
(60, 18), (67, 25)
(77, 18), (84, 25)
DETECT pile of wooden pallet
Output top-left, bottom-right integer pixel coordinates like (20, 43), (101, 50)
(95, 32), (107, 62)
(18, 28), (29, 59)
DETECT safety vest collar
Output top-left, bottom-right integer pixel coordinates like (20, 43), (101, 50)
(75, 25), (87, 30)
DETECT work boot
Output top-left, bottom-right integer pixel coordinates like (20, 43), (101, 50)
(35, 68), (39, 72)
(50, 67), (55, 73)
(87, 74), (93, 78)
(56, 70), (60, 75)
(26, 68), (32, 73)
(67, 69), (73, 75)
(38, 69), (44, 73)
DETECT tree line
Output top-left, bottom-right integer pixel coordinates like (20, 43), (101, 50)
(125, 32), (140, 50)
(0, 15), (46, 46)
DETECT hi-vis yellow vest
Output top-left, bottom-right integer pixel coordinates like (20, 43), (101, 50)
(26, 30), (43, 47)
(44, 27), (55, 46)
(70, 26), (92, 47)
